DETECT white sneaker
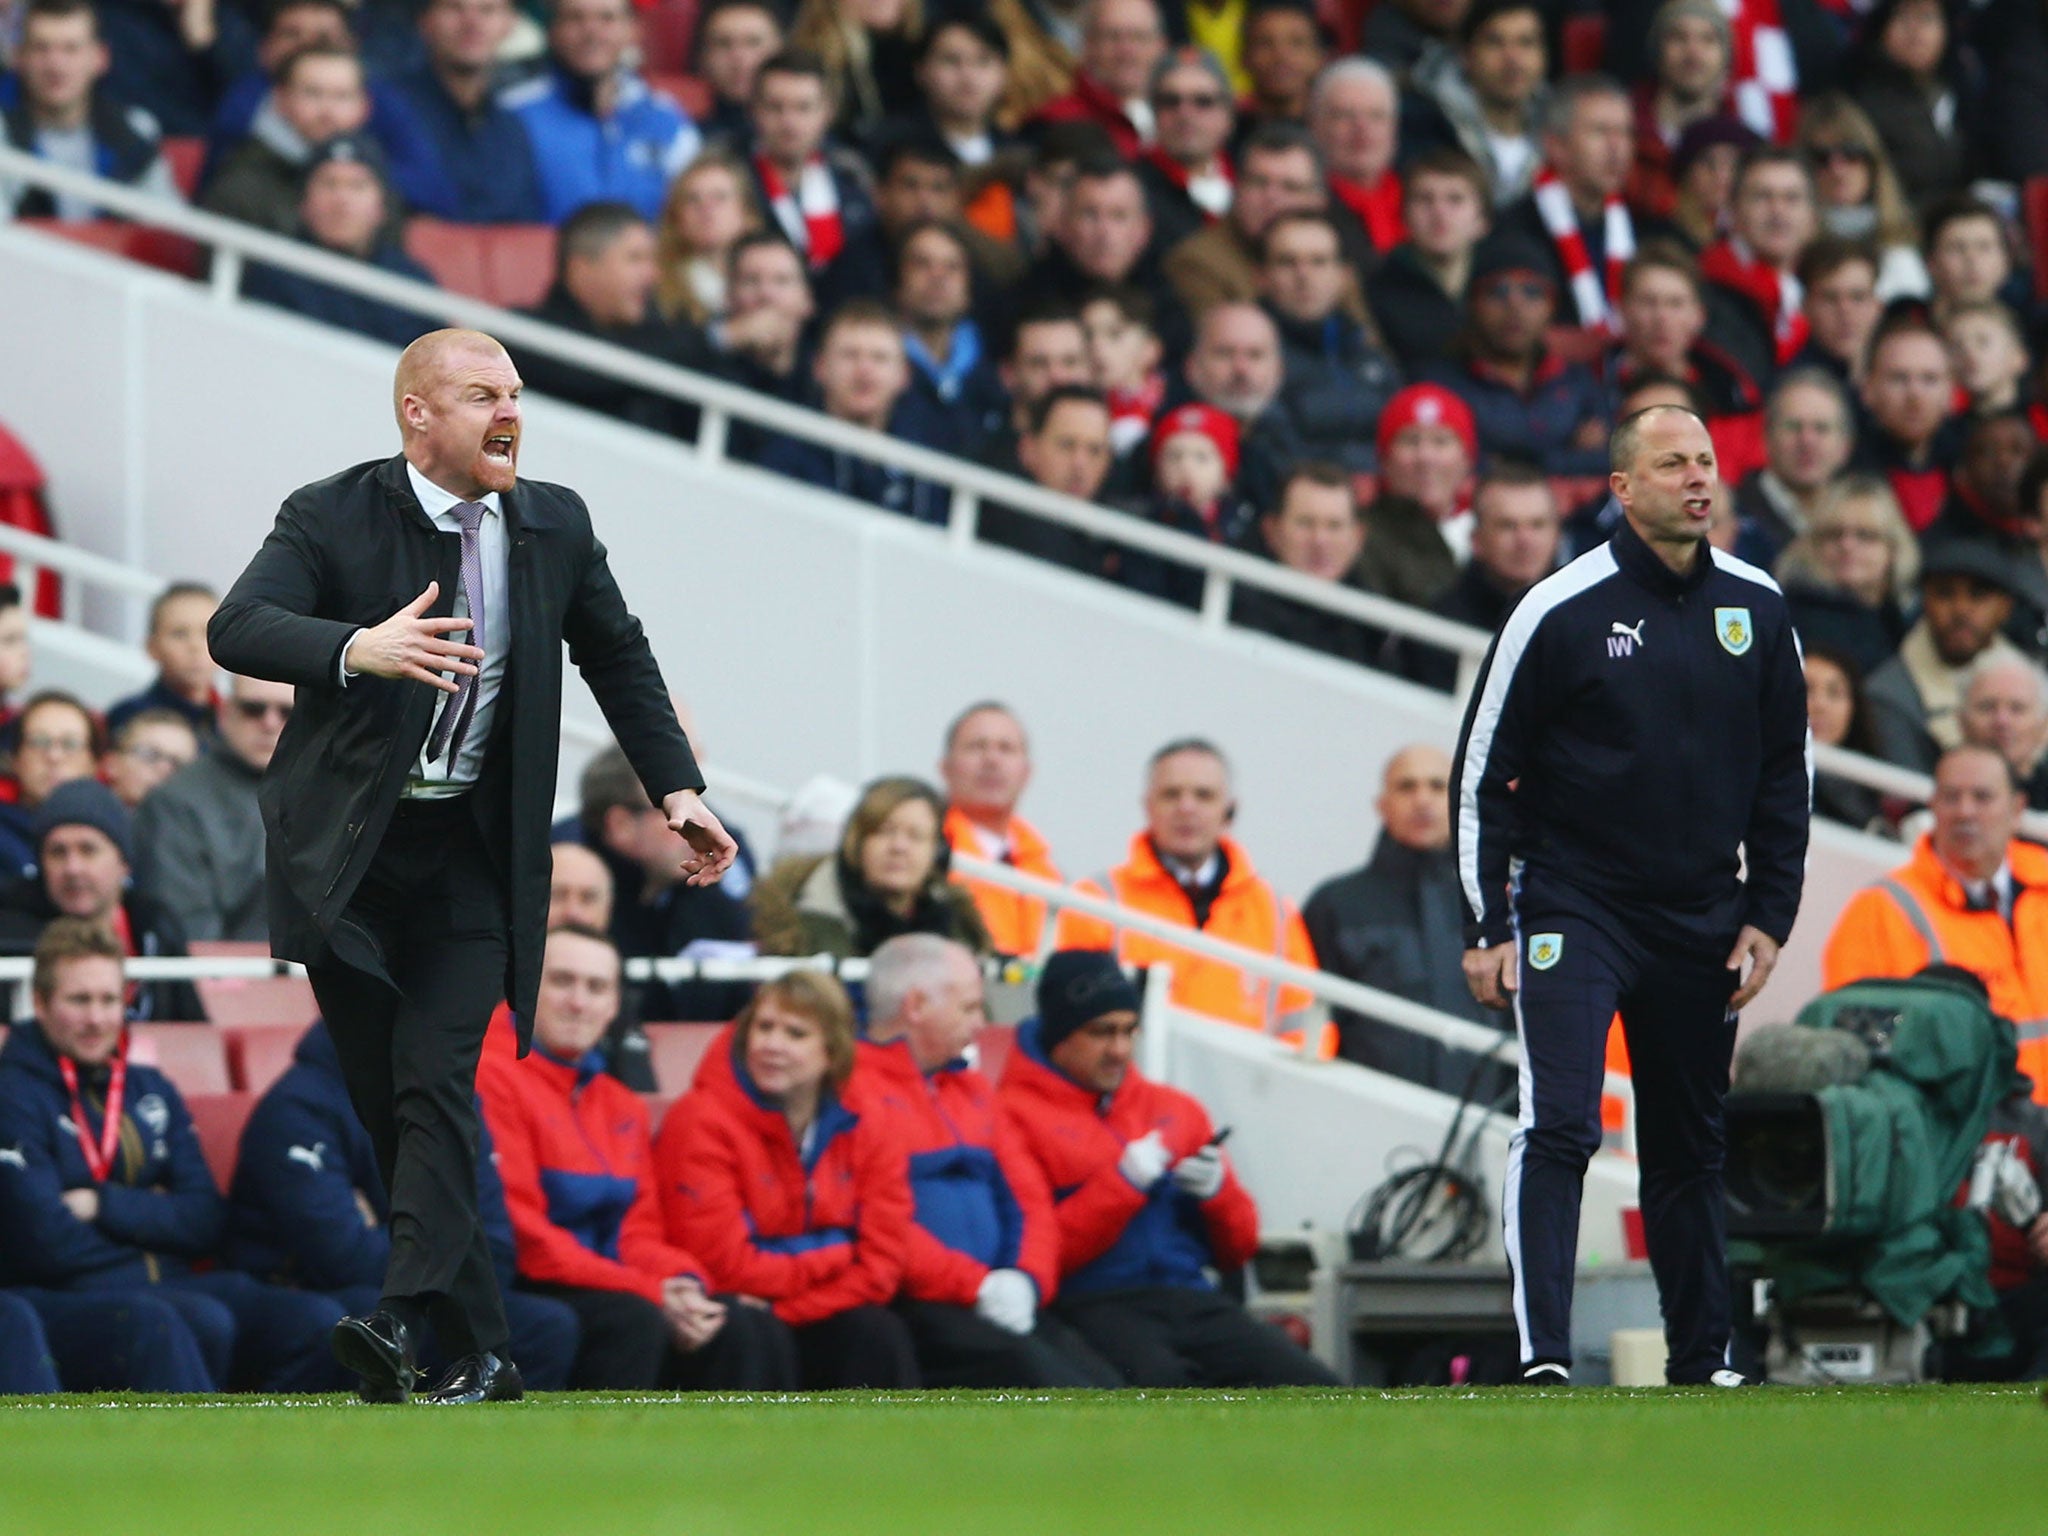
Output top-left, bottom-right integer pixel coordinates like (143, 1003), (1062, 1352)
(1707, 1368), (1755, 1387)
(1522, 1363), (1570, 1386)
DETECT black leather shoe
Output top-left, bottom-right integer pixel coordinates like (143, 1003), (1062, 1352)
(331, 1310), (418, 1404)
(419, 1352), (524, 1405)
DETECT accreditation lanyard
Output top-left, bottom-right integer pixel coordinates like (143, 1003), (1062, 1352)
(57, 1047), (127, 1184)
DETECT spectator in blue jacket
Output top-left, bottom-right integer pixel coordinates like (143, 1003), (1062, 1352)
(382, 0), (542, 223)
(94, 0), (257, 137)
(242, 134), (438, 349)
(756, 299), (951, 524)
(1420, 229), (1611, 476)
(503, 0), (701, 223)
(894, 220), (1007, 454)
(0, 919), (347, 1391)
(225, 1021), (579, 1390)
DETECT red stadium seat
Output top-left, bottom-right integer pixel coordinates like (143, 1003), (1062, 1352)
(160, 136), (206, 198)
(481, 225), (559, 309)
(639, 0), (701, 72)
(2025, 177), (2048, 300)
(17, 218), (203, 279)
(228, 1024), (308, 1096)
(129, 1025), (230, 1095)
(973, 1023), (1014, 1083)
(644, 1021), (724, 1092)
(645, 70), (712, 121)
(1562, 13), (1607, 73)
(185, 1092), (256, 1190)
(0, 421), (64, 617)
(194, 974), (317, 1030)
(404, 216), (491, 301)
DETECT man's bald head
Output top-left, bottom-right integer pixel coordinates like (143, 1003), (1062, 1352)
(549, 840), (614, 931)
(394, 328), (524, 498)
(1609, 403), (1705, 474)
(393, 328), (511, 433)
(1377, 742), (1451, 851)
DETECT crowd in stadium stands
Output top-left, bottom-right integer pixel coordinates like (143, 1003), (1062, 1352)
(5, 0), (2048, 1386)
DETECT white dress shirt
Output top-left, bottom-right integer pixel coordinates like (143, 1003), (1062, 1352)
(401, 462), (510, 797)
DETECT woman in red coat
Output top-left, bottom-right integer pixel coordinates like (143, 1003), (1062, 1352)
(655, 970), (921, 1387)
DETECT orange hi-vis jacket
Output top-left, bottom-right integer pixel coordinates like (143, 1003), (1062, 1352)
(1822, 834), (2048, 1104)
(944, 807), (1063, 958)
(1054, 834), (1326, 1052)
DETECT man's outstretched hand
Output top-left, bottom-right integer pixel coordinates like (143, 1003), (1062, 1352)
(665, 789), (738, 886)
(345, 582), (483, 694)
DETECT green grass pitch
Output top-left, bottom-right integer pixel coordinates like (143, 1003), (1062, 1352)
(0, 1386), (2040, 1535)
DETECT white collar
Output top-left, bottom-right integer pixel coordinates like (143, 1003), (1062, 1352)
(405, 459), (503, 520)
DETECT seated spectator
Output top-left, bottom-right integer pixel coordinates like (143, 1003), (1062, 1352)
(1082, 284), (1166, 459)
(1306, 743), (1511, 1087)
(985, 301), (1092, 474)
(981, 383), (1118, 572)
(998, 949), (1340, 1384)
(1792, 237), (1884, 387)
(198, 0), (401, 188)
(895, 220), (1007, 453)
(541, 841), (661, 1089)
(1055, 739), (1323, 1046)
(2, 0), (183, 218)
(860, 934), (1120, 1387)
(1163, 121), (1325, 319)
(938, 702), (1063, 958)
(1823, 744), (2047, 1101)
(1115, 402), (1256, 606)
(1228, 462), (1382, 667)
(1961, 653), (2048, 811)
(902, 15), (1012, 171)
(1625, 0), (1729, 223)
(94, 0), (258, 139)
(106, 582), (219, 741)
(1136, 46), (1235, 255)
(0, 690), (104, 879)
(515, 202), (713, 439)
(1018, 158), (1174, 349)
(1493, 73), (1634, 332)
(131, 674), (285, 945)
(1027, 0), (1165, 158)
(1359, 381), (1478, 606)
(1400, 462), (1559, 690)
(1858, 318), (1965, 532)
(478, 926), (792, 1390)
(1361, 0), (1465, 76)
(381, 0), (541, 224)
(692, 0), (782, 143)
(1775, 473), (1917, 676)
(1419, 232), (1610, 477)
(241, 136), (438, 349)
(654, 970), (920, 1387)
(225, 1020), (581, 1392)
(715, 232), (817, 455)
(0, 582), (26, 742)
(1944, 304), (2032, 422)
(1236, 0), (1325, 137)
(1644, 113), (1756, 255)
(654, 150), (763, 330)
(1182, 300), (1302, 512)
(788, 0), (924, 154)
(502, 0), (700, 223)
(1698, 146), (1820, 383)
(201, 42), (368, 234)
(1797, 94), (1929, 303)
(1923, 197), (2019, 326)
(1732, 367), (1856, 571)
(1260, 210), (1404, 477)
(565, 743), (756, 1025)
(1609, 245), (1764, 472)
(1305, 58), (1401, 271)
(741, 48), (878, 280)
(754, 775), (992, 959)
(1865, 538), (2028, 771)
(101, 708), (198, 811)
(0, 919), (341, 1389)
(1367, 147), (1489, 377)
(1847, 0), (1980, 214)
(754, 299), (948, 523)
(824, 134), (1025, 315)
(1407, 0), (1548, 209)
(0, 780), (205, 1021)
(1930, 413), (2041, 563)
(1804, 644), (1889, 831)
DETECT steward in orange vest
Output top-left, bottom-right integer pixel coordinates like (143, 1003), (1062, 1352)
(939, 704), (1063, 957)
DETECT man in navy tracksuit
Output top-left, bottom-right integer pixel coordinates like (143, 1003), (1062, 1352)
(225, 1022), (580, 1391)
(1451, 404), (1811, 1386)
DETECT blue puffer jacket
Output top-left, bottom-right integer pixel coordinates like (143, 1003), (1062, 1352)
(0, 1023), (224, 1288)
(502, 63), (701, 222)
(226, 1022), (520, 1291)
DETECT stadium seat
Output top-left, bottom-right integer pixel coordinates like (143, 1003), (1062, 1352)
(228, 1024), (307, 1096)
(645, 70), (712, 121)
(185, 1091), (256, 1190)
(18, 218), (204, 279)
(644, 1021), (723, 1092)
(973, 1023), (1014, 1082)
(129, 1025), (231, 1095)
(481, 224), (559, 309)
(403, 217), (491, 302)
(2025, 177), (2048, 300)
(639, 0), (701, 72)
(0, 421), (64, 616)
(1562, 13), (1606, 73)
(195, 973), (318, 1031)
(160, 136), (206, 199)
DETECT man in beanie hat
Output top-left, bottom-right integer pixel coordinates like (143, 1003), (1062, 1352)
(1654, 115), (1763, 254)
(0, 778), (206, 1022)
(997, 948), (1340, 1386)
(1627, 0), (1734, 222)
(1358, 380), (1480, 607)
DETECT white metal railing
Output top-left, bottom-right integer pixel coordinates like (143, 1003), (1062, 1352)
(0, 145), (1494, 691)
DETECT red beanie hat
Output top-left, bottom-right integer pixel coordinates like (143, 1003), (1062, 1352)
(1149, 403), (1241, 483)
(1376, 384), (1477, 465)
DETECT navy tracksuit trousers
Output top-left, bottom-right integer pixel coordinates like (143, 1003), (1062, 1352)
(1507, 885), (1740, 1383)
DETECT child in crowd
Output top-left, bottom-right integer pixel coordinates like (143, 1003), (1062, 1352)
(1944, 302), (2032, 419)
(1114, 404), (1257, 608)
(1081, 286), (1166, 459)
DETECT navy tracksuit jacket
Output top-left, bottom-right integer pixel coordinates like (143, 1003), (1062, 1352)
(1451, 515), (1811, 1378)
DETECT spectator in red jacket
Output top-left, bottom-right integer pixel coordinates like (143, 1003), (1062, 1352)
(860, 933), (1123, 1385)
(998, 950), (1341, 1386)
(477, 926), (795, 1390)
(655, 970), (921, 1387)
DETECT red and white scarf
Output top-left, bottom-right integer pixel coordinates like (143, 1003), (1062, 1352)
(1532, 167), (1634, 334)
(756, 155), (843, 271)
(1700, 236), (1808, 362)
(1720, 0), (1797, 142)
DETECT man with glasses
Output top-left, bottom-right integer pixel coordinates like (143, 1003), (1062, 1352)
(133, 676), (291, 944)
(1732, 368), (1855, 569)
(102, 710), (200, 811)
(1135, 47), (1235, 255)
(0, 692), (103, 882)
